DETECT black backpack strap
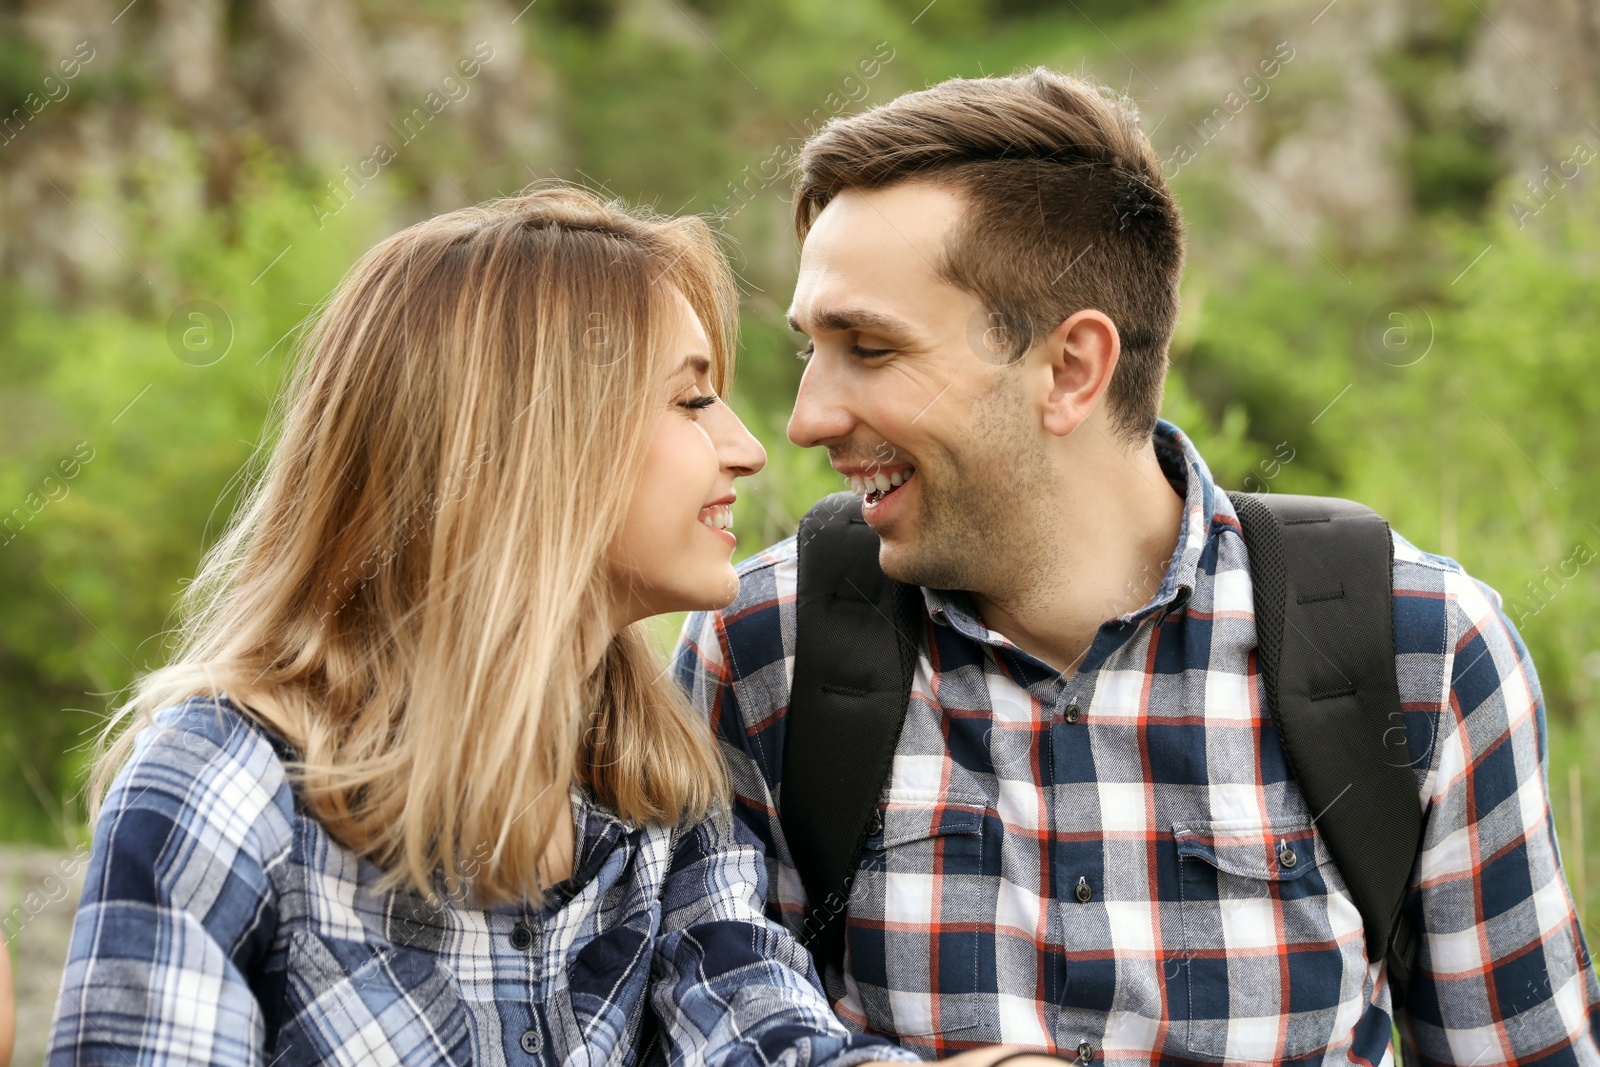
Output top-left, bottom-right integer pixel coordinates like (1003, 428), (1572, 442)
(782, 491), (922, 982)
(1227, 491), (1425, 1012)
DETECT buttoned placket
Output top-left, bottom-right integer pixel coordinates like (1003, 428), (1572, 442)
(511, 909), (548, 1061)
(512, 795), (618, 1065)
(1041, 609), (1164, 1051)
(929, 559), (1189, 1051)
(982, 626), (1104, 1041)
(1049, 656), (1093, 1041)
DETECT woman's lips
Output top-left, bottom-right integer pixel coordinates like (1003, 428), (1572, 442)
(698, 502), (735, 545)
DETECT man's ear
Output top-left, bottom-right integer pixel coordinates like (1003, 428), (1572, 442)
(1037, 309), (1120, 438)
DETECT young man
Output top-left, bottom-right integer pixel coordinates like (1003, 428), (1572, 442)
(673, 68), (1600, 1064)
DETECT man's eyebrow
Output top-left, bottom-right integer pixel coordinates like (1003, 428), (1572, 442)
(786, 307), (918, 337)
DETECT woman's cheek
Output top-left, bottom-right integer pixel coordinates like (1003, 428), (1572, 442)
(680, 418), (721, 491)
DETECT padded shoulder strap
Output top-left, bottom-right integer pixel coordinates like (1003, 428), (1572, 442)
(1227, 491), (1424, 1003)
(782, 492), (922, 980)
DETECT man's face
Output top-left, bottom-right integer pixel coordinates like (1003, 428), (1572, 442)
(787, 182), (1058, 596)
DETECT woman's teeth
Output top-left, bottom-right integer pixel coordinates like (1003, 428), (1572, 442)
(699, 503), (733, 530)
(847, 468), (913, 498)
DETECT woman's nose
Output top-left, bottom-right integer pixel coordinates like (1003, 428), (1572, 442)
(714, 402), (766, 477)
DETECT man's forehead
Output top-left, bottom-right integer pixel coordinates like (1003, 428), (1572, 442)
(800, 182), (963, 267)
(790, 184), (967, 334)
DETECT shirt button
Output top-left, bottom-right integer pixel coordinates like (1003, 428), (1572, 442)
(520, 1027), (543, 1055)
(1075, 875), (1092, 903)
(1077, 1040), (1095, 1064)
(1064, 703), (1081, 723)
(511, 920), (534, 951)
(1278, 842), (1298, 870)
(866, 810), (884, 836)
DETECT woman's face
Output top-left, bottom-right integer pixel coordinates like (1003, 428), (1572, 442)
(605, 288), (766, 627)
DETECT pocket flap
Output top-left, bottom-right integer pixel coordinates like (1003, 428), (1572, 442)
(876, 799), (986, 848)
(1172, 818), (1322, 881)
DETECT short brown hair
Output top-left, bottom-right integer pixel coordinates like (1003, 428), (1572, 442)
(794, 67), (1186, 441)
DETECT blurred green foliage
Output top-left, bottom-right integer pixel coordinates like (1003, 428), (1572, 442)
(1378, 0), (1508, 218)
(0, 0), (1594, 934)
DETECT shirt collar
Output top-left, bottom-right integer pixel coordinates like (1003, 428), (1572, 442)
(921, 418), (1228, 644)
(541, 788), (630, 901)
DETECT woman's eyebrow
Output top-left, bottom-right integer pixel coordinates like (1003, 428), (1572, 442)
(786, 307), (917, 337)
(675, 354), (712, 376)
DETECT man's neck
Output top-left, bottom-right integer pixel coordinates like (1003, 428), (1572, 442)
(970, 440), (1185, 678)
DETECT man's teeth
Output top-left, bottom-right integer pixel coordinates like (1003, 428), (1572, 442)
(699, 504), (733, 530)
(847, 469), (913, 497)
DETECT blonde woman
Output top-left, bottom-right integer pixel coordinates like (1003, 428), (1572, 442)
(42, 188), (1063, 1067)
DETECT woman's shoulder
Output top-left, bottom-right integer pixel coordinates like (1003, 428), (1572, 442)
(100, 693), (298, 873)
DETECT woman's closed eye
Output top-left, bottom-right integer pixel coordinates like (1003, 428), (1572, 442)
(679, 394), (718, 414)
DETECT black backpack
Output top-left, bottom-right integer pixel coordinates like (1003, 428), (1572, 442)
(780, 490), (1425, 1015)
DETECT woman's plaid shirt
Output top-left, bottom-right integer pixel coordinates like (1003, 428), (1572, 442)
(672, 420), (1600, 1065)
(46, 696), (917, 1067)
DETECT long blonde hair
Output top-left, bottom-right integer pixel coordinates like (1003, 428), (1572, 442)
(91, 186), (735, 903)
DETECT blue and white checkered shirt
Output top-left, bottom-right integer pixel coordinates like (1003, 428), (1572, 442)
(46, 695), (919, 1066)
(672, 419), (1600, 1065)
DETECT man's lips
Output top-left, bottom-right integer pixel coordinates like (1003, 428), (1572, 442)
(860, 466), (914, 520)
(838, 464), (915, 498)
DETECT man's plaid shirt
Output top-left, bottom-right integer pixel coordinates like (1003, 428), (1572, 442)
(672, 419), (1600, 1065)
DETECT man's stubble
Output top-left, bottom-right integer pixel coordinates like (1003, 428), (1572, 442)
(881, 371), (1064, 616)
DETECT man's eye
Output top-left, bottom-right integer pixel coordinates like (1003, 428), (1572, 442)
(795, 342), (892, 361)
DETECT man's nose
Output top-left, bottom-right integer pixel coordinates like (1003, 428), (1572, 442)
(787, 359), (855, 449)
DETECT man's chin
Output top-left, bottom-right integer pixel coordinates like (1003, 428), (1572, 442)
(875, 513), (975, 593)
(875, 536), (927, 588)
(866, 495), (925, 582)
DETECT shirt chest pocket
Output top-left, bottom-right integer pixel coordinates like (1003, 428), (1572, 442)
(847, 800), (988, 1042)
(270, 929), (475, 1067)
(1172, 819), (1367, 1064)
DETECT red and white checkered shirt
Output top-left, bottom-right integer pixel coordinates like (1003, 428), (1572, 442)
(672, 419), (1600, 1065)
